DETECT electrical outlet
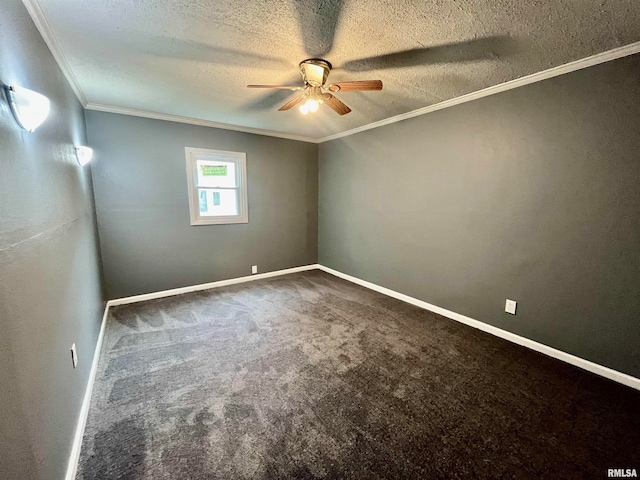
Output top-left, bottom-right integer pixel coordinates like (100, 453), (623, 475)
(505, 299), (517, 315)
(71, 343), (78, 368)
(251, 265), (258, 274)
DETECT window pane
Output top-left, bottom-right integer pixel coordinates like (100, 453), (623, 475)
(199, 190), (207, 213)
(198, 189), (238, 216)
(196, 159), (237, 188)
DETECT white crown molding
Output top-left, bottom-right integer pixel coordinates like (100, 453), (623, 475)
(88, 41), (640, 144)
(85, 103), (320, 144)
(317, 265), (640, 392)
(317, 41), (640, 143)
(21, 0), (88, 106)
(22, 0), (640, 145)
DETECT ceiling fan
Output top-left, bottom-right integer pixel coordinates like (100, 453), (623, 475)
(247, 58), (382, 116)
(243, 1), (516, 116)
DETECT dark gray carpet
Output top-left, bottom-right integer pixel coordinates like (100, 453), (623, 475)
(77, 270), (640, 479)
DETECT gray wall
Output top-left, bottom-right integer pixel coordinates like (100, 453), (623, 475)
(319, 54), (640, 378)
(0, 0), (105, 478)
(87, 112), (318, 299)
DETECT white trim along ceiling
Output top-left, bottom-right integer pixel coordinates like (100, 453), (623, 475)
(23, 0), (640, 143)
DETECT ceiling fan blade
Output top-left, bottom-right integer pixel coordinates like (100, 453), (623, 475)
(323, 94), (351, 116)
(278, 95), (305, 111)
(341, 35), (518, 72)
(247, 85), (303, 90)
(243, 75), (305, 111)
(327, 80), (383, 92)
(294, 0), (345, 57)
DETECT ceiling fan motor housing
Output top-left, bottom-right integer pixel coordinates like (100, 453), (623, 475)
(300, 59), (332, 87)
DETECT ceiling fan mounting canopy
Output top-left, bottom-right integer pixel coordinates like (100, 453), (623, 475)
(299, 58), (332, 87)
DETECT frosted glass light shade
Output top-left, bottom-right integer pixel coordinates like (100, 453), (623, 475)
(4, 85), (50, 132)
(75, 146), (93, 166)
(299, 98), (319, 115)
(307, 99), (319, 112)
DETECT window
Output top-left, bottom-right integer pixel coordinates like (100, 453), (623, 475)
(185, 147), (248, 225)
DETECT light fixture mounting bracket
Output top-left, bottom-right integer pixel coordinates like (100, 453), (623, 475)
(299, 59), (332, 87)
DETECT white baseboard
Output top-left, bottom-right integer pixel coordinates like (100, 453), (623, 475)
(64, 264), (319, 478)
(317, 265), (640, 392)
(64, 262), (640, 479)
(65, 302), (110, 480)
(107, 264), (320, 307)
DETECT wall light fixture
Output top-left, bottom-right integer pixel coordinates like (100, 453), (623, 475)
(4, 85), (51, 132)
(75, 146), (93, 166)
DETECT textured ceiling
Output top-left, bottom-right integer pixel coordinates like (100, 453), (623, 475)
(35, 0), (640, 139)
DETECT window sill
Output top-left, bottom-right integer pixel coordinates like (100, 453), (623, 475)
(190, 216), (248, 226)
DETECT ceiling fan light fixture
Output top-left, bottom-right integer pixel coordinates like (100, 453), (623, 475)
(307, 98), (319, 112)
(251, 58), (380, 116)
(299, 97), (320, 115)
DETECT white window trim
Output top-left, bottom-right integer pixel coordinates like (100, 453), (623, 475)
(185, 147), (248, 226)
